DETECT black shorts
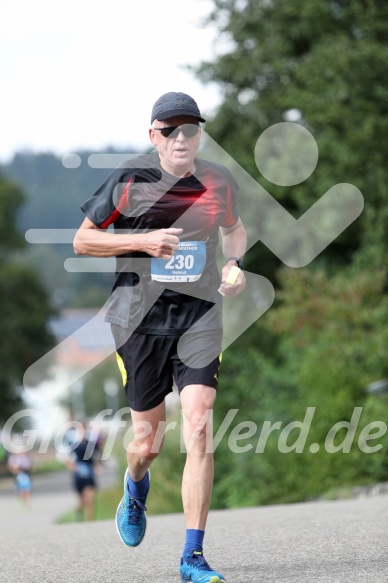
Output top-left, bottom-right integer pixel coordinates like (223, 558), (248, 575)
(73, 476), (96, 494)
(112, 326), (222, 412)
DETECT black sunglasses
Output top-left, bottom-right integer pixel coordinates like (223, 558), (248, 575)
(153, 124), (201, 138)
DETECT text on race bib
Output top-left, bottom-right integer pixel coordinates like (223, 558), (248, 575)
(151, 241), (206, 283)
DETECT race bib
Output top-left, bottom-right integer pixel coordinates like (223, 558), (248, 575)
(151, 241), (206, 283)
(75, 461), (93, 479)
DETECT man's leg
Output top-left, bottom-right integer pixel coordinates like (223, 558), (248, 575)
(116, 400), (166, 547)
(113, 327), (177, 547)
(180, 384), (215, 531)
(82, 485), (96, 521)
(127, 400), (167, 481)
(179, 384), (225, 582)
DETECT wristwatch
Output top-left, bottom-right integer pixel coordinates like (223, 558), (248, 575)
(225, 256), (243, 270)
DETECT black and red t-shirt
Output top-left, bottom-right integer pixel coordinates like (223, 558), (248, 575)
(81, 150), (239, 335)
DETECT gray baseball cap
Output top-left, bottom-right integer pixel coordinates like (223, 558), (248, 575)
(151, 92), (206, 124)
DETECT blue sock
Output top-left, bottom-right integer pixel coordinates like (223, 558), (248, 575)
(183, 529), (205, 558)
(126, 471), (149, 500)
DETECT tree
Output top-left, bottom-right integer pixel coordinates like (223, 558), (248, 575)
(211, 267), (388, 507)
(194, 0), (388, 504)
(196, 0), (388, 276)
(0, 174), (54, 422)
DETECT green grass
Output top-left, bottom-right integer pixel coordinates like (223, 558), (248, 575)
(56, 485), (124, 523)
(33, 457), (66, 475)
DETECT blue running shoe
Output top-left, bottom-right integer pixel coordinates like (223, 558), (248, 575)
(180, 551), (225, 583)
(115, 469), (150, 547)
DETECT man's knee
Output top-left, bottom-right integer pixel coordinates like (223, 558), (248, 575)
(183, 408), (214, 455)
(128, 432), (165, 461)
(129, 404), (167, 460)
(188, 410), (212, 436)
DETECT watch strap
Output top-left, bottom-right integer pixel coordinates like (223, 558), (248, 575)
(225, 256), (243, 269)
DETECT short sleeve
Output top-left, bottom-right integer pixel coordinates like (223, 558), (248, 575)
(80, 168), (133, 229)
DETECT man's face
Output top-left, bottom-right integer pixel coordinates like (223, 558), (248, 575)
(149, 115), (202, 176)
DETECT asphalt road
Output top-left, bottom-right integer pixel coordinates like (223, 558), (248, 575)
(0, 484), (386, 583)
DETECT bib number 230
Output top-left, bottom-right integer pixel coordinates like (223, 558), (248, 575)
(151, 241), (206, 283)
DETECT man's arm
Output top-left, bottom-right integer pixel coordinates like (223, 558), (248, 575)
(218, 218), (247, 296)
(220, 218), (246, 263)
(73, 217), (182, 260)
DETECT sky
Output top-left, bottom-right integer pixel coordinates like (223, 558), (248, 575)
(0, 0), (223, 162)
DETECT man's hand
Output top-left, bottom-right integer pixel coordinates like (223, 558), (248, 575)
(139, 228), (183, 259)
(218, 263), (246, 296)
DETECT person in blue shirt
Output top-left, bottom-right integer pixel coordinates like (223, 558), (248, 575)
(65, 423), (102, 521)
(7, 448), (33, 509)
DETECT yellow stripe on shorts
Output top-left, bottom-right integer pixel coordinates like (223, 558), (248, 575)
(116, 352), (127, 386)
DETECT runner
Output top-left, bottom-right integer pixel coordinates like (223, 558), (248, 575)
(74, 91), (247, 582)
(64, 423), (102, 521)
(7, 446), (33, 509)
